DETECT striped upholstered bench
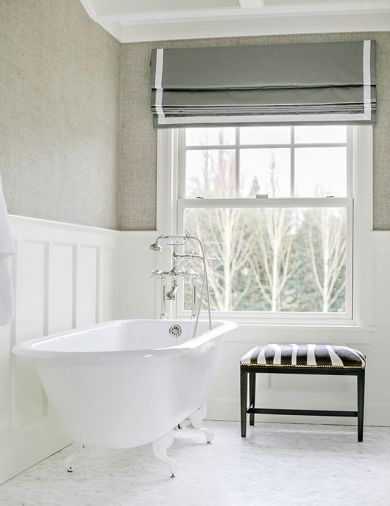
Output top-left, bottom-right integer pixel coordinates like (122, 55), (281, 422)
(240, 344), (366, 442)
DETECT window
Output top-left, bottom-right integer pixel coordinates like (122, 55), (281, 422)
(162, 125), (359, 320)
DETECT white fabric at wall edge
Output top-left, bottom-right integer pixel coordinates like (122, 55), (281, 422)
(0, 176), (15, 326)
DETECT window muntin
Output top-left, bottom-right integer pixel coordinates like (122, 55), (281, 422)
(178, 126), (352, 317)
(183, 126), (348, 199)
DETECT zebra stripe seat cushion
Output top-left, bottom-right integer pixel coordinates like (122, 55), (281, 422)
(241, 344), (366, 368)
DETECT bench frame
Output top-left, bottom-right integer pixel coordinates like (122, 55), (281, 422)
(240, 364), (365, 442)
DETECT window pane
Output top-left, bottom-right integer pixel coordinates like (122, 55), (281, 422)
(183, 207), (347, 313)
(294, 126), (347, 144)
(295, 147), (347, 197)
(185, 127), (235, 146)
(239, 149), (290, 197)
(185, 150), (236, 198)
(240, 126), (290, 145)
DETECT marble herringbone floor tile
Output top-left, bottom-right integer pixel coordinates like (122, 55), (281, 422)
(0, 421), (389, 506)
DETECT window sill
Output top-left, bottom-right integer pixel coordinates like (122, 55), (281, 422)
(234, 323), (375, 332)
(183, 311), (372, 328)
(180, 309), (374, 329)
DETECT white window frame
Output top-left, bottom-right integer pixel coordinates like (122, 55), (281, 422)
(156, 126), (373, 327)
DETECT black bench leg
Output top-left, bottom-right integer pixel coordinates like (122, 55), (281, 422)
(249, 372), (256, 426)
(240, 366), (248, 437)
(357, 370), (365, 442)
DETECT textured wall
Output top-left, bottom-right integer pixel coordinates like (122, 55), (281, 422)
(119, 32), (390, 231)
(0, 0), (120, 229)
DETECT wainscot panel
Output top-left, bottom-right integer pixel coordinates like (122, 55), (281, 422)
(0, 216), (119, 484)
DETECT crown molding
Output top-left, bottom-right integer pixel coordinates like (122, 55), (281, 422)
(79, 1), (390, 42)
(80, 0), (124, 41)
(239, 0), (265, 7)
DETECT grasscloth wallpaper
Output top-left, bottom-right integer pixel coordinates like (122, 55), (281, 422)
(1, 5), (389, 232)
(119, 32), (390, 231)
(0, 0), (120, 229)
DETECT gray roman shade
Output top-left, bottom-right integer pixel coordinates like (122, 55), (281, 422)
(150, 40), (376, 128)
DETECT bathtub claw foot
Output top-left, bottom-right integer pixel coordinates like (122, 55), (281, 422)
(190, 404), (214, 444)
(65, 444), (85, 473)
(152, 430), (177, 478)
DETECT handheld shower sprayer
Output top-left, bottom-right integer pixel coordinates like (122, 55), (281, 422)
(149, 236), (163, 252)
(149, 235), (187, 251)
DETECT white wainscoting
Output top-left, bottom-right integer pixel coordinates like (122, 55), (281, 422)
(2, 218), (390, 483)
(116, 231), (158, 319)
(0, 216), (120, 484)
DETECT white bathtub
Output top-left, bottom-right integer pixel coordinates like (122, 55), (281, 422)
(13, 319), (237, 474)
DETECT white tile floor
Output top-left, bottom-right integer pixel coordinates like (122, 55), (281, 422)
(1, 421), (389, 506)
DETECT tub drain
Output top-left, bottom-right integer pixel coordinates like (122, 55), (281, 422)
(169, 324), (182, 337)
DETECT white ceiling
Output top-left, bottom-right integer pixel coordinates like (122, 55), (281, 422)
(80, 0), (390, 42)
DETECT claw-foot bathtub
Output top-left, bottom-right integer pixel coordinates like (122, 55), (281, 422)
(13, 319), (237, 476)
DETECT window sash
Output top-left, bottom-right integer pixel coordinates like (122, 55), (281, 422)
(156, 126), (374, 327)
(178, 197), (349, 209)
(176, 198), (353, 320)
(172, 126), (354, 321)
(179, 126), (353, 199)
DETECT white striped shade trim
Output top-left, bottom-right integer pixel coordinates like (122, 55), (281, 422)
(154, 48), (165, 123)
(156, 111), (371, 126)
(363, 40), (372, 121)
(153, 41), (374, 127)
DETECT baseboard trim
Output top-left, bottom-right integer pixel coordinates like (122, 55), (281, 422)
(0, 423), (70, 484)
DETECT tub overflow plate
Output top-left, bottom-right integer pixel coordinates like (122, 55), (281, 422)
(169, 324), (182, 337)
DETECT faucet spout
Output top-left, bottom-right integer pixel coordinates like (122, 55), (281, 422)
(166, 278), (178, 301)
